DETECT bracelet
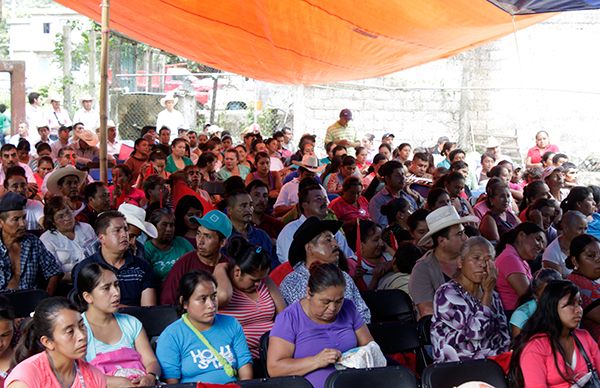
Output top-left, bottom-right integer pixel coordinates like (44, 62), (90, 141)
(148, 372), (159, 383)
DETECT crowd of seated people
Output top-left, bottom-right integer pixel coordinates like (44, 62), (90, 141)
(2, 99), (600, 387)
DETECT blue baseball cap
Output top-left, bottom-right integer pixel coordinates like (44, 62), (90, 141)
(190, 210), (232, 239)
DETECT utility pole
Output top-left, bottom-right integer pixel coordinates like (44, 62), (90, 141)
(88, 25), (96, 95)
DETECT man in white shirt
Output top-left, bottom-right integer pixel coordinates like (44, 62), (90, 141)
(106, 120), (122, 158)
(156, 92), (184, 132)
(276, 182), (356, 264)
(4, 165), (43, 232)
(47, 95), (72, 135)
(26, 92), (46, 136)
(72, 94), (99, 131)
(0, 144), (36, 186)
(273, 154), (324, 217)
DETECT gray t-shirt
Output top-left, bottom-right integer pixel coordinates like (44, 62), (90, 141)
(408, 250), (447, 306)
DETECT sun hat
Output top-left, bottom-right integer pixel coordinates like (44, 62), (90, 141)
(77, 129), (99, 147)
(292, 154), (326, 173)
(159, 92), (178, 107)
(118, 203), (158, 239)
(418, 205), (478, 247)
(49, 94), (62, 103)
(80, 94), (94, 102)
(190, 210), (232, 239)
(486, 137), (500, 149)
(288, 217), (343, 267)
(46, 166), (88, 196)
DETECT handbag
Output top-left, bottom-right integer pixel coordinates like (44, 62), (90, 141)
(573, 333), (600, 388)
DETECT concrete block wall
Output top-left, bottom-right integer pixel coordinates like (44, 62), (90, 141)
(265, 10), (600, 167)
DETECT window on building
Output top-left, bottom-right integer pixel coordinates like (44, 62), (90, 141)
(43, 23), (50, 34)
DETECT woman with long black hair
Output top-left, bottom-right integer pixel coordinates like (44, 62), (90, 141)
(510, 280), (600, 387)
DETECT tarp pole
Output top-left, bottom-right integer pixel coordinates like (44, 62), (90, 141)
(98, 0), (110, 183)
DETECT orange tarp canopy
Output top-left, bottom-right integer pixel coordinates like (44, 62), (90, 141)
(55, 0), (551, 84)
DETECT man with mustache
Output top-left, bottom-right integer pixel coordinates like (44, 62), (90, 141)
(0, 192), (63, 294)
(226, 189), (276, 268)
(278, 216), (371, 323)
(276, 182), (356, 264)
(72, 210), (157, 307)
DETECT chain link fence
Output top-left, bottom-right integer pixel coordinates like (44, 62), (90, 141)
(108, 73), (293, 142)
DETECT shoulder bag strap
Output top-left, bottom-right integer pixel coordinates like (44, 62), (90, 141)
(573, 333), (596, 373)
(182, 313), (237, 377)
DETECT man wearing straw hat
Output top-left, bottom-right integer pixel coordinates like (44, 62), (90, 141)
(72, 94), (99, 131)
(156, 91), (184, 133)
(408, 205), (477, 318)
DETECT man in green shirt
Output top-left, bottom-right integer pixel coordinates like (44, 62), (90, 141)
(0, 104), (10, 145)
(325, 108), (360, 154)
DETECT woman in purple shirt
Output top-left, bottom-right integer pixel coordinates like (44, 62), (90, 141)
(267, 263), (374, 388)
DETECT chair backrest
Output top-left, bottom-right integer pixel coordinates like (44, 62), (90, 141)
(239, 376), (312, 388)
(325, 366), (418, 388)
(368, 321), (420, 355)
(421, 359), (508, 388)
(360, 289), (416, 323)
(119, 305), (179, 338)
(0, 289), (49, 318)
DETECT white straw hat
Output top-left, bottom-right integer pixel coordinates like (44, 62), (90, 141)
(418, 205), (478, 247)
(118, 203), (158, 239)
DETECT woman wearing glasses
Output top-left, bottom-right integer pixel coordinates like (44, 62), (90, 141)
(40, 196), (98, 282)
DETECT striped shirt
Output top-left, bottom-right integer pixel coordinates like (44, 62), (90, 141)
(219, 282), (275, 358)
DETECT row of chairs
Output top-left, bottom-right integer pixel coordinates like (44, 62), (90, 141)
(141, 359), (507, 388)
(2, 289), (508, 386)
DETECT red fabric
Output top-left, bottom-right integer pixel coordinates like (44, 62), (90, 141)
(488, 351), (512, 375)
(526, 144), (560, 164)
(388, 352), (418, 376)
(171, 179), (214, 214)
(196, 384), (240, 388)
(269, 261), (292, 286)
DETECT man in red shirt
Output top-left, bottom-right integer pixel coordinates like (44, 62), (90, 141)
(160, 210), (232, 305)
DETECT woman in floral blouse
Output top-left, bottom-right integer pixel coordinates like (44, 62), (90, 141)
(431, 236), (510, 363)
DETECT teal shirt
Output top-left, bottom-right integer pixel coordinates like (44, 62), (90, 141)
(144, 236), (194, 280)
(509, 299), (537, 329)
(216, 164), (250, 181)
(165, 154), (193, 173)
(0, 113), (10, 135)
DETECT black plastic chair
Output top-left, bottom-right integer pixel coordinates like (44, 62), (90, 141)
(239, 376), (312, 387)
(421, 359), (508, 388)
(325, 366), (418, 388)
(0, 289), (49, 318)
(368, 320), (429, 373)
(119, 305), (179, 348)
(360, 289), (416, 324)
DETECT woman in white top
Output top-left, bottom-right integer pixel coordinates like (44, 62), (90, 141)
(40, 196), (97, 281)
(77, 262), (160, 388)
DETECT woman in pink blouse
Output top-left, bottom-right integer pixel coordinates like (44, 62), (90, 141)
(217, 237), (286, 359)
(329, 176), (370, 235)
(525, 130), (560, 169)
(6, 297), (106, 388)
(510, 280), (598, 388)
(495, 222), (547, 316)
